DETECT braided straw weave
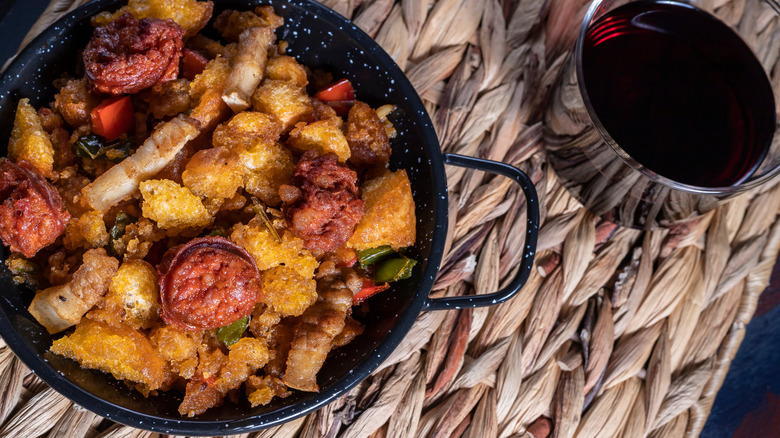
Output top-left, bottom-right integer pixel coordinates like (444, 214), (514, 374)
(3, 0), (780, 436)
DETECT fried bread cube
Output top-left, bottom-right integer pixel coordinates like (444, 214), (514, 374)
(251, 80), (313, 133)
(212, 112), (292, 205)
(260, 266), (317, 317)
(93, 0), (214, 38)
(265, 55), (308, 87)
(182, 147), (245, 200)
(139, 179), (211, 234)
(348, 170), (416, 250)
(88, 260), (159, 329)
(9, 98), (54, 178)
(63, 210), (109, 250)
(51, 319), (172, 392)
(230, 219), (318, 278)
(213, 112), (282, 152)
(287, 120), (351, 162)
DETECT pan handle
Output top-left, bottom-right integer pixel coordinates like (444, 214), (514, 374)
(423, 153), (539, 312)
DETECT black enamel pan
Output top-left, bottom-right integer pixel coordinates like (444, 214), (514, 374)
(0, 0), (539, 434)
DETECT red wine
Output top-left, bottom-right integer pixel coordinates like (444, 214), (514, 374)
(581, 0), (776, 187)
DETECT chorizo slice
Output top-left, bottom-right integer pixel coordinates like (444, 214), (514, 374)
(84, 13), (185, 95)
(158, 237), (260, 331)
(0, 159), (70, 258)
(281, 151), (364, 253)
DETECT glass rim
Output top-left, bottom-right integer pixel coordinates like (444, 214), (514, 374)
(574, 0), (780, 196)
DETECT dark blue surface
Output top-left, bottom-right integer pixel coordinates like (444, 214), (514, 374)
(702, 262), (780, 437)
(0, 0), (52, 66)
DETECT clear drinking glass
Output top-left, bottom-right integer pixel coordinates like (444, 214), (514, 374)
(544, 0), (780, 229)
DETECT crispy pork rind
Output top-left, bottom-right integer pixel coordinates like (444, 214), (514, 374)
(222, 26), (275, 113)
(63, 210), (109, 250)
(51, 318), (172, 393)
(81, 115), (200, 212)
(9, 98), (55, 178)
(87, 260), (160, 329)
(288, 120), (351, 162)
(348, 170), (416, 251)
(265, 55), (308, 88)
(213, 6), (284, 42)
(140, 179), (211, 234)
(93, 0), (214, 38)
(251, 80), (314, 133)
(283, 267), (356, 392)
(179, 337), (270, 416)
(182, 147), (245, 201)
(54, 78), (102, 129)
(230, 217), (318, 279)
(212, 112), (293, 206)
(28, 248), (119, 334)
(260, 265), (317, 317)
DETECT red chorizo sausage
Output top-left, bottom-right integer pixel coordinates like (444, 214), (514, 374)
(157, 237), (260, 331)
(0, 159), (70, 258)
(281, 151), (364, 253)
(84, 13), (185, 95)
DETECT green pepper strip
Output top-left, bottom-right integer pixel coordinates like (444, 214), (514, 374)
(356, 245), (395, 268)
(216, 316), (250, 347)
(72, 134), (133, 163)
(108, 212), (136, 257)
(374, 257), (418, 283)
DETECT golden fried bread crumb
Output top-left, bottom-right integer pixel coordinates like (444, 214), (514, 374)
(140, 179), (212, 233)
(51, 319), (172, 391)
(63, 210), (109, 250)
(93, 0), (214, 38)
(9, 98), (54, 178)
(182, 147), (245, 200)
(348, 170), (416, 250)
(230, 218), (318, 279)
(260, 266), (317, 317)
(288, 120), (351, 162)
(251, 80), (313, 133)
(88, 260), (159, 329)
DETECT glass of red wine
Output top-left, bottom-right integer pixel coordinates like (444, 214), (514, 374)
(544, 0), (780, 229)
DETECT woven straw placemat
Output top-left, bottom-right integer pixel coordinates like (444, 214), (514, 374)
(2, 0), (779, 437)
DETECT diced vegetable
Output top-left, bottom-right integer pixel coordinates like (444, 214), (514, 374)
(72, 134), (133, 163)
(182, 48), (209, 80)
(315, 79), (355, 101)
(356, 245), (395, 268)
(91, 96), (134, 141)
(314, 79), (355, 116)
(216, 316), (250, 346)
(353, 279), (389, 305)
(374, 256), (417, 283)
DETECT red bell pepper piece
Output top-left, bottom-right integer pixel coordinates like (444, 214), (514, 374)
(182, 48), (209, 80)
(90, 96), (134, 141)
(353, 279), (390, 305)
(315, 78), (355, 101)
(315, 79), (355, 116)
